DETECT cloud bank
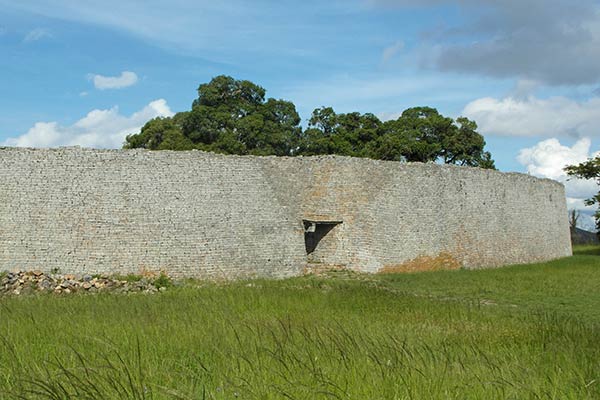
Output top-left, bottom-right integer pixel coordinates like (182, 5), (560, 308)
(370, 0), (600, 85)
(92, 71), (139, 90)
(2, 99), (173, 148)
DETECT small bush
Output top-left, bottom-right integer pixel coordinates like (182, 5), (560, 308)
(153, 273), (172, 288)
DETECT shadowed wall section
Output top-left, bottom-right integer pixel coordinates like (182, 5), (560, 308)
(0, 148), (571, 278)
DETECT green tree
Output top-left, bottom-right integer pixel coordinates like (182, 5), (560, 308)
(375, 107), (447, 162)
(123, 75), (495, 170)
(298, 107), (382, 157)
(184, 75), (302, 155)
(125, 75), (302, 155)
(397, 107), (448, 162)
(565, 158), (600, 233)
(439, 117), (495, 168)
(124, 112), (192, 150)
(299, 107), (344, 156)
(373, 107), (495, 168)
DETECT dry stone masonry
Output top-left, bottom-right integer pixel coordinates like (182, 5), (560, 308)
(1, 270), (170, 296)
(0, 147), (572, 279)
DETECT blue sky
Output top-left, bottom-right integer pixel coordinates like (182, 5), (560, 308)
(2, 0), (600, 227)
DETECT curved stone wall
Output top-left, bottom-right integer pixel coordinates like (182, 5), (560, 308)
(0, 148), (571, 278)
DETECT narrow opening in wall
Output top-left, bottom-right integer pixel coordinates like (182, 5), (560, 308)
(303, 219), (343, 255)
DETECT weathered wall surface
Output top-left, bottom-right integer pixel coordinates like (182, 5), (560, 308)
(0, 149), (305, 278)
(0, 148), (571, 278)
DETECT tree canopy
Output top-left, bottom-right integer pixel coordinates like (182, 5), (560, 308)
(125, 75), (495, 169)
(126, 76), (302, 156)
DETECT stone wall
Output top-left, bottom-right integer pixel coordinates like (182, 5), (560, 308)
(0, 147), (572, 278)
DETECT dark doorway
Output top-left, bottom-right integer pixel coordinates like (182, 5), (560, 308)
(303, 220), (342, 255)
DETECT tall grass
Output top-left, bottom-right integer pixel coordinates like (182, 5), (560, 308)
(1, 248), (599, 399)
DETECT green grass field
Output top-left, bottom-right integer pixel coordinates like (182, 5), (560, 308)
(1, 246), (599, 399)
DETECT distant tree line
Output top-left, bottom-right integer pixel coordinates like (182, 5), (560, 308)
(125, 75), (495, 169)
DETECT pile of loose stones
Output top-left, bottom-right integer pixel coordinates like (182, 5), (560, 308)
(0, 270), (170, 295)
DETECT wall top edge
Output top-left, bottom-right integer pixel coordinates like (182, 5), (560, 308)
(0, 145), (564, 188)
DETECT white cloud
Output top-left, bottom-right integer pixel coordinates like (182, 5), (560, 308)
(517, 137), (600, 230)
(517, 138), (592, 180)
(462, 95), (600, 138)
(23, 28), (52, 42)
(1, 99), (173, 149)
(382, 41), (404, 63)
(91, 71), (138, 90)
